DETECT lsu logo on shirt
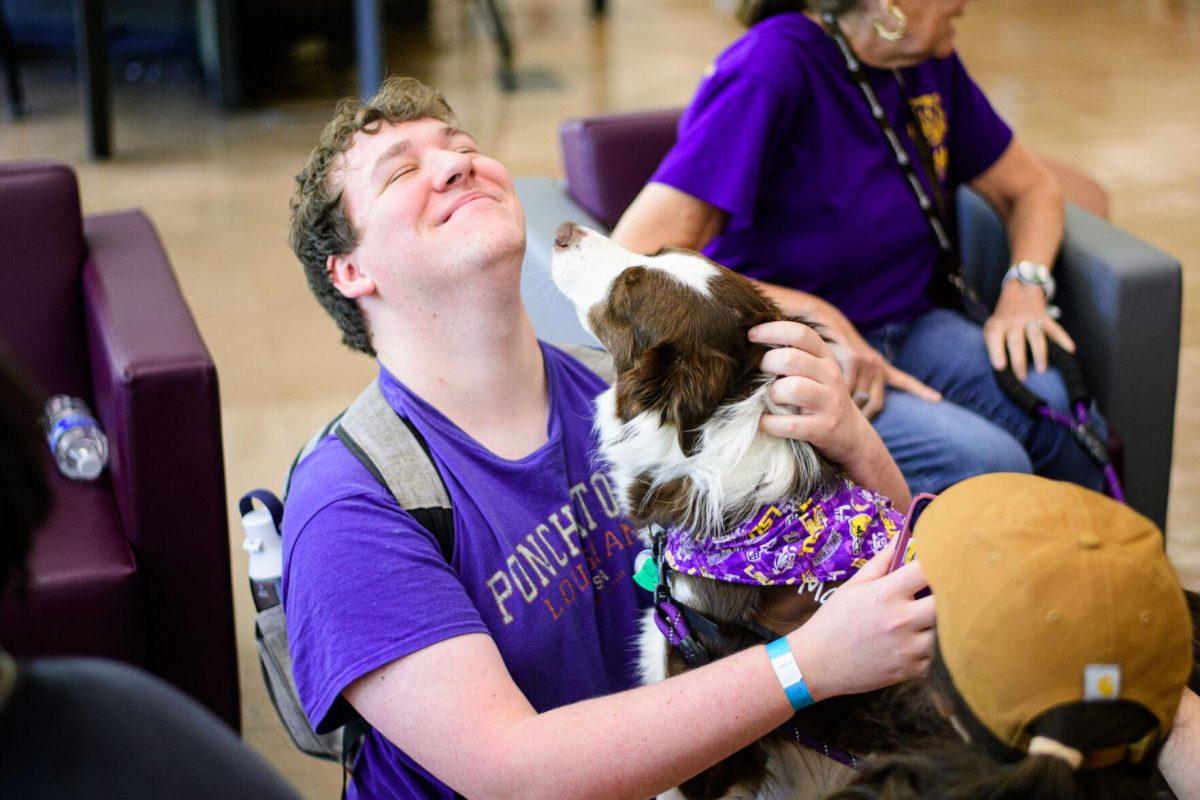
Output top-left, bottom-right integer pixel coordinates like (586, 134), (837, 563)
(908, 92), (949, 181)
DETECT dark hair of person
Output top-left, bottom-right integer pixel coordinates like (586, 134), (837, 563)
(289, 76), (457, 356)
(736, 0), (862, 27)
(0, 351), (52, 597)
(823, 637), (1186, 800)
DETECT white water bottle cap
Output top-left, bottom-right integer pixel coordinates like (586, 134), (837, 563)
(242, 507), (283, 581)
(73, 449), (104, 480)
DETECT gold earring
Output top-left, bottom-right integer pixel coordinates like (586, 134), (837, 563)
(873, 1), (908, 41)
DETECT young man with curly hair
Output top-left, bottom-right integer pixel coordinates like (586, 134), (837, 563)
(283, 75), (933, 799)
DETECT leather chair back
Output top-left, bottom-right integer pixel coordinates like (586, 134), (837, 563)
(560, 108), (683, 229)
(0, 163), (90, 399)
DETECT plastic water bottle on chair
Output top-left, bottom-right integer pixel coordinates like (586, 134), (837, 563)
(240, 490), (285, 612)
(44, 395), (109, 481)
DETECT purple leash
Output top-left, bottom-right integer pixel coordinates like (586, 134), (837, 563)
(1036, 401), (1125, 502)
(995, 340), (1126, 503)
(780, 722), (861, 770)
(649, 532), (714, 669)
(652, 597), (689, 646)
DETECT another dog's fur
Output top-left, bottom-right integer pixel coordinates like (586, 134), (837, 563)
(551, 224), (908, 799)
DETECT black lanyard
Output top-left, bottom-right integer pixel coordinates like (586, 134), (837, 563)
(820, 13), (986, 316)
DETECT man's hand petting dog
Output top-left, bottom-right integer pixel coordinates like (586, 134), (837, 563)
(750, 320), (867, 463)
(751, 319), (914, 508)
(811, 306), (942, 420)
(786, 538), (935, 701)
(751, 320), (896, 466)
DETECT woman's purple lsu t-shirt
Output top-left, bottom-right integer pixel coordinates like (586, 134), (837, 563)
(281, 343), (647, 799)
(652, 11), (1013, 332)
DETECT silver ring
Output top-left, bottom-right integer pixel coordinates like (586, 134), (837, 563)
(853, 390), (871, 407)
(1025, 318), (1045, 331)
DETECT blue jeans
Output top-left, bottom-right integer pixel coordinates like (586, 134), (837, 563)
(866, 307), (1104, 496)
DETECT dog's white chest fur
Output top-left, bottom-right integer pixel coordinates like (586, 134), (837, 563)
(593, 383), (824, 541)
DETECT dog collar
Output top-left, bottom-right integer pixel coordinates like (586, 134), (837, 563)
(663, 478), (902, 587)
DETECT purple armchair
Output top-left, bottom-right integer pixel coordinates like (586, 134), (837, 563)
(0, 162), (240, 730)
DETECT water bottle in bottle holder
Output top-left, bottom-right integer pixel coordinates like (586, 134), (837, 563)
(44, 395), (109, 481)
(240, 490), (285, 612)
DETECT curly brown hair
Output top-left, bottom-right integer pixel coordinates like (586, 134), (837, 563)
(289, 76), (458, 355)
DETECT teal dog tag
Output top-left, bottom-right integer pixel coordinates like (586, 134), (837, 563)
(633, 549), (657, 592)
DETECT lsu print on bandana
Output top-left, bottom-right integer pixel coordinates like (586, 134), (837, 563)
(663, 478), (902, 587)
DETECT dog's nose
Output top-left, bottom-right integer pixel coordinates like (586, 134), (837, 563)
(554, 222), (585, 250)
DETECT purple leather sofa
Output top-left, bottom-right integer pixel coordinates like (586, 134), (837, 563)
(514, 108), (1181, 532)
(0, 162), (240, 731)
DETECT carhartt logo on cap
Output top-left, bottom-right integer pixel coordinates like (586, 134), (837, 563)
(1084, 664), (1122, 700)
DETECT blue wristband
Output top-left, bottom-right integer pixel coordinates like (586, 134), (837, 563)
(765, 637), (815, 712)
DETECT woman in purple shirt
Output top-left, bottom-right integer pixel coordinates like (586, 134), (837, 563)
(614, 0), (1103, 495)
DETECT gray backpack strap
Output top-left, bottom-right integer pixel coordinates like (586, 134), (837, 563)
(336, 380), (451, 510)
(259, 380), (460, 775)
(255, 605), (343, 761)
(283, 413), (344, 499)
(554, 342), (615, 385)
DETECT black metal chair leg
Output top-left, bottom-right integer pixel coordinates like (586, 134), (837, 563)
(74, 0), (111, 159)
(354, 0), (385, 102)
(476, 0), (516, 91)
(0, 1), (25, 118)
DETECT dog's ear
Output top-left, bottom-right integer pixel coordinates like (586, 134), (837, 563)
(784, 314), (835, 345)
(616, 342), (736, 455)
(740, 311), (776, 333)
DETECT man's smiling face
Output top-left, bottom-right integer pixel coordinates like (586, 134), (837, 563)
(331, 117), (526, 304)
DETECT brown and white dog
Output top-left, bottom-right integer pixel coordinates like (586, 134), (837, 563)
(551, 222), (882, 799)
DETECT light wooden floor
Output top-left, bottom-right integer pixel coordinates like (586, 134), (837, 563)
(3, 1), (1198, 795)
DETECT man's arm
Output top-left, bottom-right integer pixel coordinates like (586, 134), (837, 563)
(346, 545), (932, 800)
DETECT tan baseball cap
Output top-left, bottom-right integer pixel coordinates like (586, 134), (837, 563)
(913, 473), (1192, 762)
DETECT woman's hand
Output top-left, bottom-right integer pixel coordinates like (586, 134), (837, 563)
(814, 304), (941, 420)
(787, 539), (934, 700)
(984, 281), (1076, 381)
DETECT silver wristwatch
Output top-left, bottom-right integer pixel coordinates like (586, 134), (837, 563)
(1003, 260), (1056, 304)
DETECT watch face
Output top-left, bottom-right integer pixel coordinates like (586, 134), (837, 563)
(1017, 261), (1048, 285)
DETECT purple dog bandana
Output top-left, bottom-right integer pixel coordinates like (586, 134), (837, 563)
(663, 478), (902, 586)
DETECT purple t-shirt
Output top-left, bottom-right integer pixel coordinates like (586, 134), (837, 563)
(652, 12), (1013, 331)
(282, 343), (647, 799)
